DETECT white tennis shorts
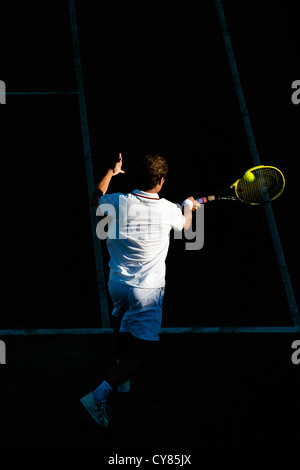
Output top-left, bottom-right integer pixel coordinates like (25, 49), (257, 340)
(108, 280), (165, 341)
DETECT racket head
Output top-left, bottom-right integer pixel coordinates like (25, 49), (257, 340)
(231, 165), (285, 205)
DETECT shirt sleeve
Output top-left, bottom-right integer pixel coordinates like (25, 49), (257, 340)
(100, 192), (127, 207)
(98, 193), (122, 218)
(99, 193), (116, 206)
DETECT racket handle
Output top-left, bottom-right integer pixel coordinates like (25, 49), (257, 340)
(196, 196), (215, 203)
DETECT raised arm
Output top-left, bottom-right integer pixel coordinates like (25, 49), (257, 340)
(91, 153), (125, 207)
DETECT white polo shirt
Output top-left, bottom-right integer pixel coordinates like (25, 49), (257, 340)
(99, 189), (185, 288)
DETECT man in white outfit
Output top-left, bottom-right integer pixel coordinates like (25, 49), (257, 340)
(80, 153), (200, 427)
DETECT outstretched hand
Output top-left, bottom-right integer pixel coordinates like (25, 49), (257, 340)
(112, 153), (125, 176)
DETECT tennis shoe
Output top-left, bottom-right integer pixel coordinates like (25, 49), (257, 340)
(117, 378), (131, 393)
(80, 392), (112, 428)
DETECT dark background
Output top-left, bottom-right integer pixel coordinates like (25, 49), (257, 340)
(0, 0), (299, 452)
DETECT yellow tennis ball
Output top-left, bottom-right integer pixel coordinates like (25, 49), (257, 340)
(243, 171), (255, 182)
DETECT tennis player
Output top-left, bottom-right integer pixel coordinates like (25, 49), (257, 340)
(80, 153), (200, 427)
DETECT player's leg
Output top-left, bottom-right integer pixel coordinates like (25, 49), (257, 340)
(102, 285), (163, 393)
(111, 313), (132, 362)
(80, 284), (163, 427)
(80, 280), (129, 427)
(104, 336), (158, 390)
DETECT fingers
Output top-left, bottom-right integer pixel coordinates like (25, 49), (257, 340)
(112, 153), (125, 175)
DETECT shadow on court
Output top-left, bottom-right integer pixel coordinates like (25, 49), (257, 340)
(0, 333), (299, 451)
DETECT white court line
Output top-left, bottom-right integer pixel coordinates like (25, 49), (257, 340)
(0, 326), (299, 335)
(214, 0), (300, 326)
(2, 5), (298, 337)
(68, 0), (110, 327)
(5, 91), (78, 95)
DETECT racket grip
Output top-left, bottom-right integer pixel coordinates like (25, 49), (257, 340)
(196, 196), (215, 203)
(196, 197), (208, 204)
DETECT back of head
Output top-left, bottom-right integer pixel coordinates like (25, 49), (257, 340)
(139, 154), (168, 190)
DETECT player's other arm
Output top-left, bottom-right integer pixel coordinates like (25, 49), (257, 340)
(182, 197), (200, 230)
(91, 153), (125, 207)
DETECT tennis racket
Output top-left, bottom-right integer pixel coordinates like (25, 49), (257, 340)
(196, 165), (285, 206)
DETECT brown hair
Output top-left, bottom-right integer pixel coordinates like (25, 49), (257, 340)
(140, 154), (168, 190)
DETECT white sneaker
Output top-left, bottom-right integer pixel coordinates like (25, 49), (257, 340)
(80, 392), (112, 428)
(117, 379), (131, 393)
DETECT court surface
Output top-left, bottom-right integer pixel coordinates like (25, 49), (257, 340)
(1, 0), (300, 453)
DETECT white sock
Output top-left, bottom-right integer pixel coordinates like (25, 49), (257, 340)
(92, 380), (113, 404)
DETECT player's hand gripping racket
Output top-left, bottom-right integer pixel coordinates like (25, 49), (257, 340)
(196, 165), (285, 206)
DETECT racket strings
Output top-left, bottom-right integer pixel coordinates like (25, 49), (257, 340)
(235, 167), (284, 204)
